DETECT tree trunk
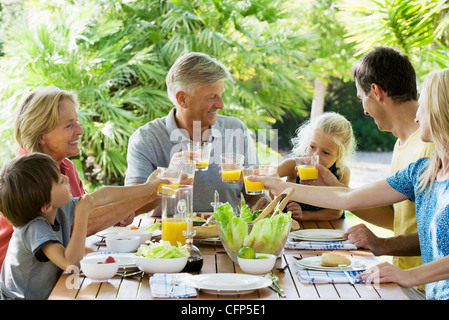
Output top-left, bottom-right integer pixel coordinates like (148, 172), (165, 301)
(310, 77), (327, 120)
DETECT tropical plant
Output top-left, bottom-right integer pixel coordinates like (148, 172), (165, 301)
(336, 0), (449, 79)
(0, 0), (318, 187)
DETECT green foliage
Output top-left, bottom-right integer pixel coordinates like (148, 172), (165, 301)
(1, 0), (449, 188)
(0, 0), (315, 186)
(336, 0), (449, 78)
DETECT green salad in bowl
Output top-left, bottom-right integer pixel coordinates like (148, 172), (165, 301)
(213, 203), (292, 263)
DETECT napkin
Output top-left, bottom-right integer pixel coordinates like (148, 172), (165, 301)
(150, 273), (197, 298)
(285, 239), (357, 250)
(297, 269), (366, 284)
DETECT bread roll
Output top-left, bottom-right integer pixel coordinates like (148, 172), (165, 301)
(193, 225), (218, 239)
(320, 252), (351, 267)
(290, 219), (300, 231)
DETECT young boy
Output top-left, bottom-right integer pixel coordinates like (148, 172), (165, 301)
(0, 153), (164, 299)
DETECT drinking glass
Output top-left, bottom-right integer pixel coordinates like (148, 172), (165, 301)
(243, 165), (277, 195)
(187, 141), (212, 171)
(220, 153), (245, 184)
(161, 185), (193, 246)
(170, 158), (196, 185)
(295, 155), (319, 183)
(156, 167), (182, 196)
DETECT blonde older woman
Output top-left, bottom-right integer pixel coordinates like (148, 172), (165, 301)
(250, 69), (449, 300)
(0, 86), (159, 267)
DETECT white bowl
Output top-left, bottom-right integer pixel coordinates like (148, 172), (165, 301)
(105, 235), (141, 252)
(80, 256), (120, 281)
(237, 253), (277, 275)
(134, 256), (188, 274)
(118, 229), (152, 244)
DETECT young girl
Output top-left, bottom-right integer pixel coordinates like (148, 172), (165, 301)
(250, 69), (449, 300)
(277, 112), (356, 221)
(0, 153), (165, 300)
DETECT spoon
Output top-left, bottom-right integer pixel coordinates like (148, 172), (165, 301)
(264, 272), (286, 298)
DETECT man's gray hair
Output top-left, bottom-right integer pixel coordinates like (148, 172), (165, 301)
(166, 52), (231, 107)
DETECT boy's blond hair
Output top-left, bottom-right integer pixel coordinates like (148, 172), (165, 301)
(0, 153), (60, 227)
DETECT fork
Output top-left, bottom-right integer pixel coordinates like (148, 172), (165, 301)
(169, 275), (180, 295)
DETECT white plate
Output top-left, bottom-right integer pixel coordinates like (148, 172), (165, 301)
(289, 229), (345, 241)
(186, 273), (272, 294)
(295, 256), (377, 271)
(95, 227), (127, 238)
(199, 237), (222, 246)
(96, 226), (161, 239)
(85, 252), (137, 270)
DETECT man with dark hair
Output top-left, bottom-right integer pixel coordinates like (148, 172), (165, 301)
(346, 46), (434, 298)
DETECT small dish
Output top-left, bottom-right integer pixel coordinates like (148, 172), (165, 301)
(105, 235), (141, 253)
(237, 253), (276, 275)
(80, 256), (119, 281)
(118, 229), (152, 244)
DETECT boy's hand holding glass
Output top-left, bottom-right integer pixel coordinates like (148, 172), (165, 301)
(169, 157), (196, 186)
(156, 167), (182, 196)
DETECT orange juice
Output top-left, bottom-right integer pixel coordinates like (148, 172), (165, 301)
(162, 218), (190, 246)
(243, 177), (264, 194)
(157, 178), (180, 195)
(196, 161), (209, 169)
(297, 165), (318, 181)
(222, 170), (242, 183)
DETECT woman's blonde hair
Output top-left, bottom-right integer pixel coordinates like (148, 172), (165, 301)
(14, 86), (79, 153)
(417, 69), (449, 194)
(291, 112), (357, 169)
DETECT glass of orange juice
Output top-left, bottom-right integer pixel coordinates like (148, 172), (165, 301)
(243, 165), (277, 195)
(170, 158), (196, 185)
(295, 155), (319, 183)
(156, 167), (182, 196)
(187, 141), (211, 171)
(161, 185), (193, 246)
(220, 153), (244, 184)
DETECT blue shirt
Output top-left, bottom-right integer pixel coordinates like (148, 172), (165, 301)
(125, 107), (260, 213)
(387, 157), (449, 300)
(0, 198), (78, 300)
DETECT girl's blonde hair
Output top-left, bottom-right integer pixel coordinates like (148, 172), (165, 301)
(14, 86), (79, 153)
(417, 69), (449, 194)
(291, 112), (357, 169)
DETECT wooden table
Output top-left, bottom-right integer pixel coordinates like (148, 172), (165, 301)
(48, 217), (409, 301)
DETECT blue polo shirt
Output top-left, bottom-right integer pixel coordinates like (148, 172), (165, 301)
(125, 108), (260, 213)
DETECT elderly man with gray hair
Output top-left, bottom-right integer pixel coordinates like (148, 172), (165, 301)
(125, 52), (270, 215)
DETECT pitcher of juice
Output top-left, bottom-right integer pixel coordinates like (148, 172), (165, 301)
(295, 155), (319, 183)
(161, 185), (193, 246)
